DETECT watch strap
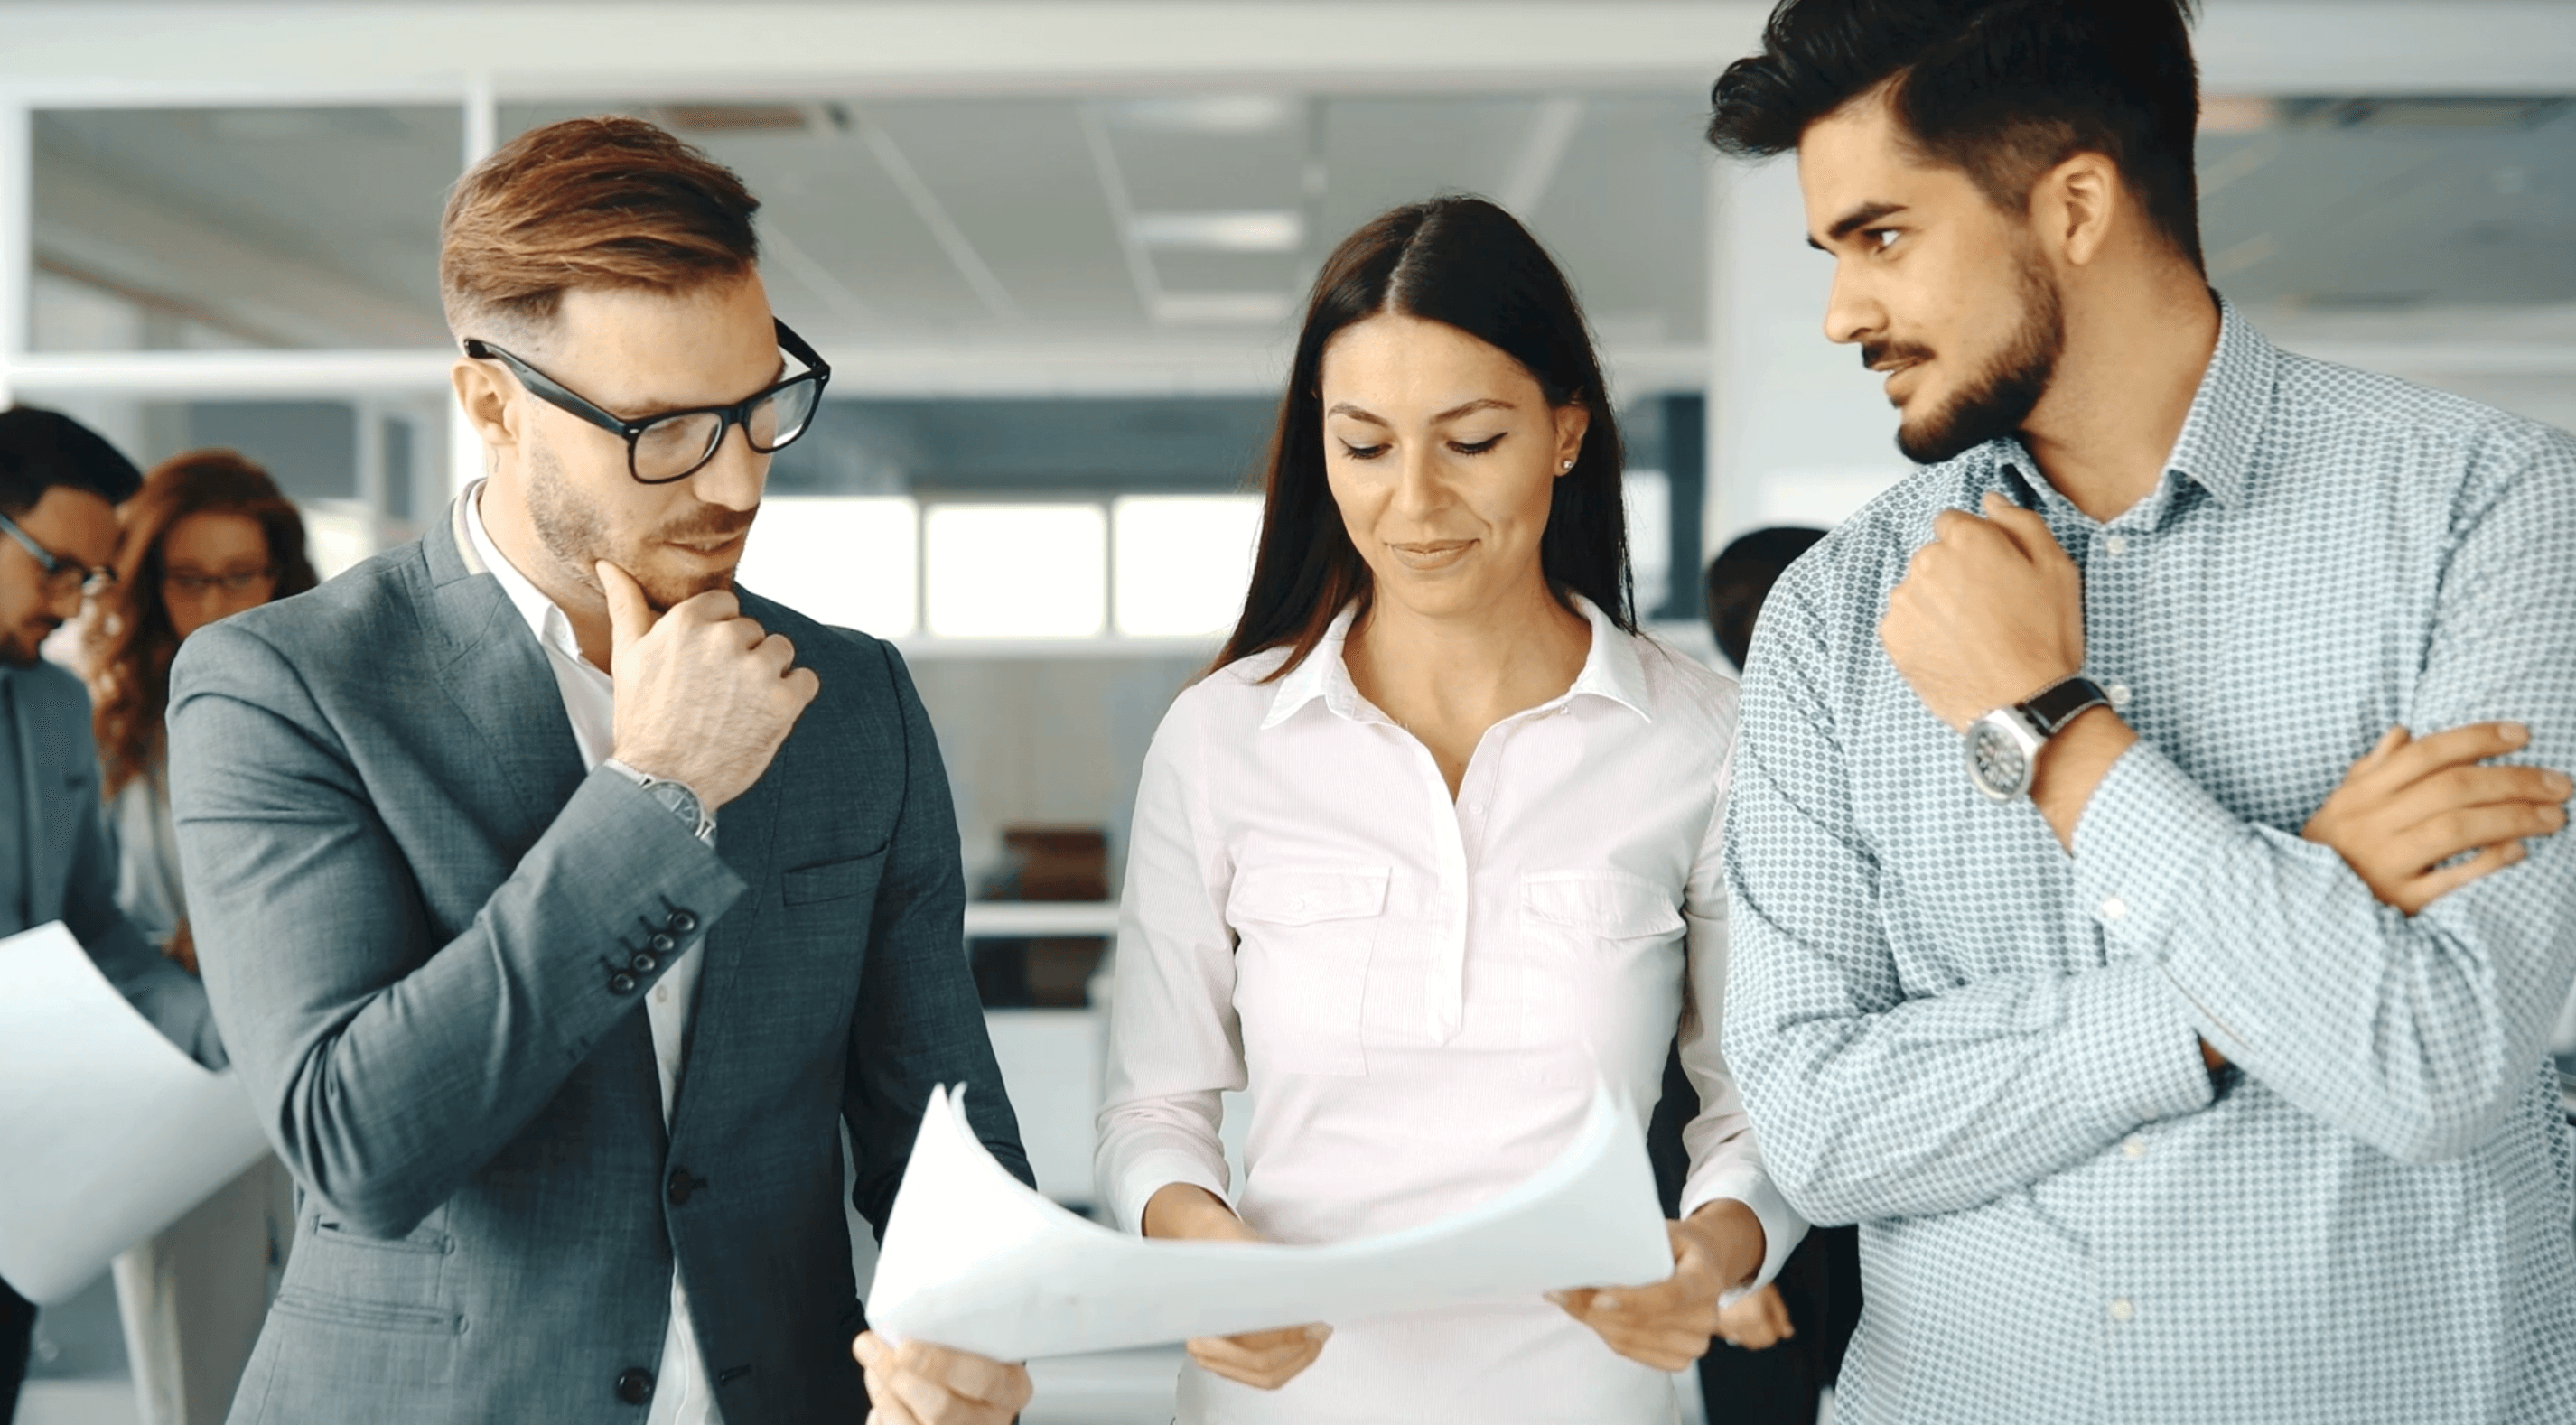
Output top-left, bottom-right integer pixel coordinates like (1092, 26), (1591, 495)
(2015, 676), (2110, 738)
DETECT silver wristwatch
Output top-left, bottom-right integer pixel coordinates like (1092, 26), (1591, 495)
(1965, 676), (2110, 803)
(604, 759), (715, 840)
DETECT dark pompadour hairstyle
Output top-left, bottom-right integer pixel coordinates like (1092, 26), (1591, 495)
(1707, 0), (2206, 271)
(0, 406), (144, 516)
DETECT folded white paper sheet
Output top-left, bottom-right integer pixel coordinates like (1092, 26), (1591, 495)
(0, 922), (270, 1304)
(866, 1082), (1674, 1360)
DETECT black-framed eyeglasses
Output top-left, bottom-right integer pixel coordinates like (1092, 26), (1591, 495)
(462, 318), (833, 485)
(0, 510), (116, 600)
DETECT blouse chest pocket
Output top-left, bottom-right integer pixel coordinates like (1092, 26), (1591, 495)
(1519, 871), (1685, 945)
(1227, 866), (1390, 1078)
(1517, 871), (1688, 1086)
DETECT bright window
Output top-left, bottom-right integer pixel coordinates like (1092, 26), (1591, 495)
(1112, 495), (1263, 638)
(736, 496), (919, 637)
(924, 503), (1108, 638)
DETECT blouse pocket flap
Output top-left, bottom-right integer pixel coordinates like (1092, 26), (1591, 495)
(1519, 871), (1685, 938)
(1229, 867), (1391, 927)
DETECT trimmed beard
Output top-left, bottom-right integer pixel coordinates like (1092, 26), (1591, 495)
(1886, 247), (2065, 467)
(525, 435), (751, 611)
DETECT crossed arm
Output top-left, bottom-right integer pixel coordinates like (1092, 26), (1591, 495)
(1730, 470), (2576, 1225)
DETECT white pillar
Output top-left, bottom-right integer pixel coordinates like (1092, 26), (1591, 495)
(446, 76), (498, 505)
(0, 97), (30, 409)
(1703, 155), (1907, 550)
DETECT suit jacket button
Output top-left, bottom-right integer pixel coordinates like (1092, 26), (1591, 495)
(615, 1366), (654, 1404)
(648, 932), (677, 955)
(667, 909), (697, 935)
(668, 1169), (696, 1206)
(609, 972), (639, 994)
(630, 952), (659, 975)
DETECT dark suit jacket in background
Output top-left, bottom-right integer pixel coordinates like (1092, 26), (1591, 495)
(0, 657), (225, 1421)
(167, 498), (1028, 1424)
(5, 657), (222, 1064)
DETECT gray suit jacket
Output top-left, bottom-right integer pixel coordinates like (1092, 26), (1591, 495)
(4, 659), (221, 1066)
(168, 499), (1027, 1424)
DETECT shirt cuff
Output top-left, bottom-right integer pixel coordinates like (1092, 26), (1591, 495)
(2065, 955), (2218, 1132)
(1109, 1147), (1233, 1237)
(2069, 737), (2234, 962)
(1679, 1165), (1806, 1301)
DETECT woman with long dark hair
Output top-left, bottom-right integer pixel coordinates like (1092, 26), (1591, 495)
(85, 450), (314, 1425)
(1095, 197), (1802, 1422)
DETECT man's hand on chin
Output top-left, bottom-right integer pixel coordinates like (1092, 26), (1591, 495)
(854, 1331), (1032, 1425)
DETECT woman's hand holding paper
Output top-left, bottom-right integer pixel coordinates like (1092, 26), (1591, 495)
(1142, 1181), (1334, 1390)
(1550, 1198), (1768, 1372)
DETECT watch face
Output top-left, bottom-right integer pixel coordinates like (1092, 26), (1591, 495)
(1967, 720), (2031, 801)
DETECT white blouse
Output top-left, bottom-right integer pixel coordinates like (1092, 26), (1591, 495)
(1096, 597), (1803, 1425)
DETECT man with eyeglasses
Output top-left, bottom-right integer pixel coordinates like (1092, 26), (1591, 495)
(166, 116), (1031, 1425)
(0, 405), (227, 1421)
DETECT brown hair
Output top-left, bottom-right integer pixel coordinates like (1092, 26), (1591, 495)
(439, 115), (761, 342)
(1213, 197), (1635, 680)
(88, 452), (317, 797)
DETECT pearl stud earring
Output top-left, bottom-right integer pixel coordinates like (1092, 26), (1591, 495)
(1560, 458), (1575, 472)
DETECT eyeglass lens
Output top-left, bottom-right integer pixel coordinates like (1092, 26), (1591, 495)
(630, 375), (825, 482)
(166, 568), (276, 595)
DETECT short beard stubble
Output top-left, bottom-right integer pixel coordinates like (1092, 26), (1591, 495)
(525, 435), (754, 611)
(1880, 242), (2066, 467)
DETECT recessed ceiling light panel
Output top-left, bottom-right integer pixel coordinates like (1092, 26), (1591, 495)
(1114, 95), (1296, 134)
(1132, 210), (1304, 253)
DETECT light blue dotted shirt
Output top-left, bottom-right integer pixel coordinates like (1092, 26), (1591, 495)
(1724, 303), (2576, 1424)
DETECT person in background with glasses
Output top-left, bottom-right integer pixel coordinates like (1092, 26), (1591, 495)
(79, 451), (316, 1425)
(164, 116), (1031, 1425)
(0, 406), (228, 1424)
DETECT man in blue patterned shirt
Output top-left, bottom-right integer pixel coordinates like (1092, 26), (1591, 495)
(1705, 2), (2576, 1420)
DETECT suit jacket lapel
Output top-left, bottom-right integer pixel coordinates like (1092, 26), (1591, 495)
(420, 494), (586, 844)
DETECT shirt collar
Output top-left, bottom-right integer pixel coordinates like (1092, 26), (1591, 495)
(1983, 294), (2273, 520)
(461, 480), (593, 670)
(1258, 591), (1649, 731)
(2160, 295), (2273, 511)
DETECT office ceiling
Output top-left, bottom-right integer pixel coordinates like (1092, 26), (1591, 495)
(26, 88), (2576, 363)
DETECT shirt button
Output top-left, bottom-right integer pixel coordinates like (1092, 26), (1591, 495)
(654, 984), (670, 1005)
(2105, 535), (2131, 556)
(2100, 896), (2129, 922)
(2105, 682), (2133, 708)
(2122, 1134), (2147, 1160)
(2108, 1298), (2135, 1323)
(1468, 802), (1487, 815)
(1293, 895), (1311, 911)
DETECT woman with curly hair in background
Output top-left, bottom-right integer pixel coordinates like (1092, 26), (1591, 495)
(85, 449), (315, 1425)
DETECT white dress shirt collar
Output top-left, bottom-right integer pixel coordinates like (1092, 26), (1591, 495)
(1259, 591), (1653, 731)
(462, 481), (599, 675)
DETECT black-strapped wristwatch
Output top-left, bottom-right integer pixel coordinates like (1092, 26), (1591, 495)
(1965, 675), (2110, 803)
